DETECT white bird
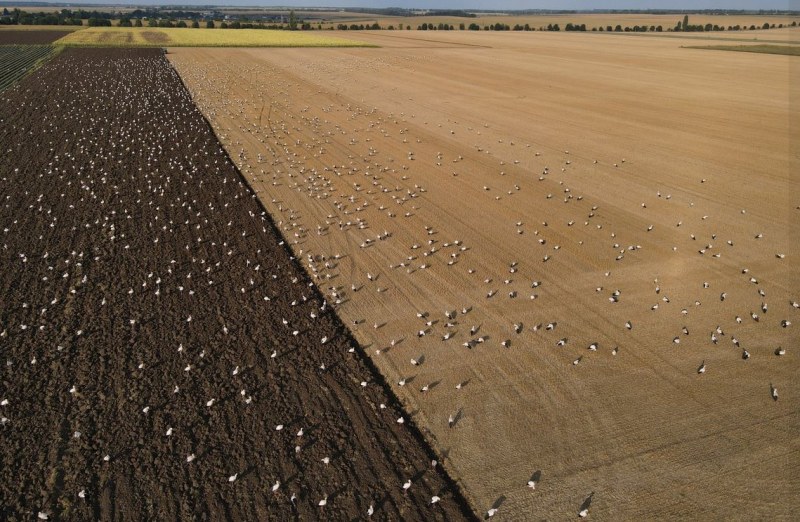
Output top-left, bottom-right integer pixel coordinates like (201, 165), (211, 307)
(527, 480), (536, 490)
(186, 454), (196, 463)
(38, 512), (49, 520)
(166, 427), (173, 436)
(272, 481), (280, 492)
(318, 496), (328, 507)
(771, 384), (778, 401)
(367, 503), (374, 516)
(78, 489), (86, 499)
(228, 473), (238, 483)
(487, 508), (498, 517)
(698, 361), (706, 374)
(579, 508), (589, 518)
(403, 479), (412, 491)
(431, 496), (441, 504)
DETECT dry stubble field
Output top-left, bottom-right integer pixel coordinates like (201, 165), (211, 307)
(170, 30), (799, 519)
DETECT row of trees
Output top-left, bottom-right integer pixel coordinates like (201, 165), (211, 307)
(2, 7), (796, 33)
(675, 15), (796, 32)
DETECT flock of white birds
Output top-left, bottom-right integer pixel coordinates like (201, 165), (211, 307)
(0, 49), (472, 521)
(171, 48), (796, 519)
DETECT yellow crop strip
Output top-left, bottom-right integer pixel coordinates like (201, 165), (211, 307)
(55, 27), (375, 47)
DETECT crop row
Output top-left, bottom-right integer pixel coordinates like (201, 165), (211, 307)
(0, 45), (58, 91)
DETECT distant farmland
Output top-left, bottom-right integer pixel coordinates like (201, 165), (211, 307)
(54, 27), (375, 47)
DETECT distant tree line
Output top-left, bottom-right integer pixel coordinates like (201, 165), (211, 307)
(673, 15), (796, 32)
(331, 18), (796, 33)
(1, 6), (796, 34)
(1, 8), (83, 25)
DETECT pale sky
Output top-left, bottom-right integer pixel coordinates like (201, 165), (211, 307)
(46, 1), (800, 10)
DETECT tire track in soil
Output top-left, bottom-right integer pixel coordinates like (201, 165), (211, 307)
(0, 48), (475, 521)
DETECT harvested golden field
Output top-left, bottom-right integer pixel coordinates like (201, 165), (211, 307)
(170, 30), (799, 519)
(54, 27), (373, 47)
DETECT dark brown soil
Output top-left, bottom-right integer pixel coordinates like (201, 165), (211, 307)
(0, 48), (474, 521)
(0, 30), (72, 45)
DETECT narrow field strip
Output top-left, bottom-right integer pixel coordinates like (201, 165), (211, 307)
(683, 44), (800, 56)
(0, 30), (75, 44)
(54, 27), (376, 47)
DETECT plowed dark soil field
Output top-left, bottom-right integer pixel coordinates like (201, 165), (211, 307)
(0, 48), (472, 521)
(0, 30), (73, 44)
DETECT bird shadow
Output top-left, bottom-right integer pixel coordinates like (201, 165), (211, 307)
(238, 465), (257, 481)
(530, 470), (542, 484)
(491, 495), (506, 511)
(450, 408), (463, 428)
(320, 360), (341, 373)
(580, 491), (594, 513)
(411, 468), (427, 482)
